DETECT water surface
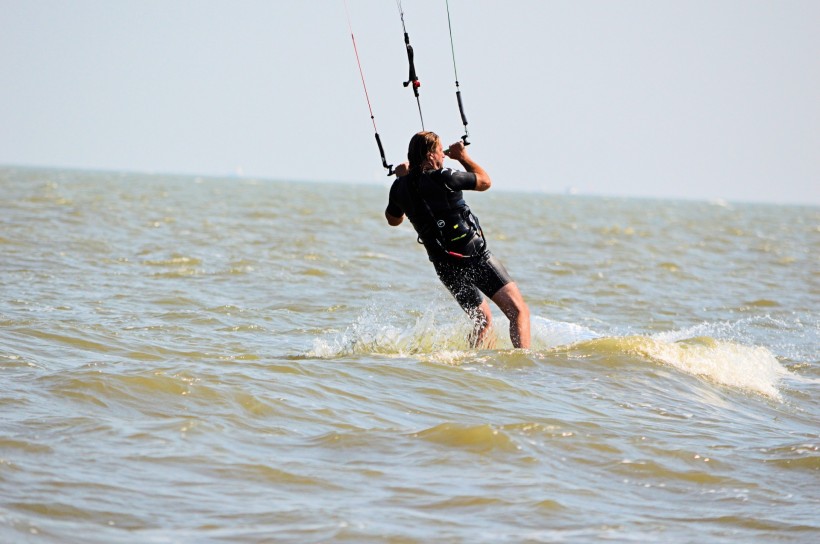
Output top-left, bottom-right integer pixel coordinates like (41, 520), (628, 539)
(1, 167), (818, 542)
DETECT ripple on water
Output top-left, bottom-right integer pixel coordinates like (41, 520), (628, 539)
(412, 423), (520, 454)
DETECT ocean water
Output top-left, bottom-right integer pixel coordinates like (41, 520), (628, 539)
(0, 166), (818, 543)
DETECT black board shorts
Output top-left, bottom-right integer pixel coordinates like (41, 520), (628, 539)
(433, 252), (513, 311)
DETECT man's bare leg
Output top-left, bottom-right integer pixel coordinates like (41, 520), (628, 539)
(490, 282), (531, 349)
(467, 300), (495, 349)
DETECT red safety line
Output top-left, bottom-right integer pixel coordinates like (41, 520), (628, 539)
(344, 0), (379, 134)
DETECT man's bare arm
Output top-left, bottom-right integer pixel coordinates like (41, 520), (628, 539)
(446, 142), (491, 191)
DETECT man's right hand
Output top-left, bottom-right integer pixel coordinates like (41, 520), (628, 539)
(445, 141), (466, 161)
(446, 141), (491, 191)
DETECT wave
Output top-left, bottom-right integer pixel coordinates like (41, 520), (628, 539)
(311, 311), (790, 400)
(575, 335), (788, 399)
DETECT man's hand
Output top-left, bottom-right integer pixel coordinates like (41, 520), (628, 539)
(445, 141), (466, 161)
(394, 162), (410, 177)
(445, 140), (491, 191)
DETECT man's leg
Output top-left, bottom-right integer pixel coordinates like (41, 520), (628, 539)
(467, 300), (495, 349)
(491, 282), (530, 349)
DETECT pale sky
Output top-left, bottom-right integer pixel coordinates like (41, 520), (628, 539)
(2, 0), (818, 205)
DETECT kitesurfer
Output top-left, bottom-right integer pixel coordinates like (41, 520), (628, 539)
(385, 131), (530, 349)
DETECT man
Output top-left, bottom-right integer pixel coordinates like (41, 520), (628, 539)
(385, 131), (530, 349)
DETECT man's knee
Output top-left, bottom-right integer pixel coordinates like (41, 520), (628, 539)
(513, 299), (530, 320)
(492, 283), (527, 317)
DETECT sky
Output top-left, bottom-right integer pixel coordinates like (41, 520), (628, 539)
(1, 0), (818, 205)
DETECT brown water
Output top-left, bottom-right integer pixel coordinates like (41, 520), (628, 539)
(1, 167), (818, 542)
